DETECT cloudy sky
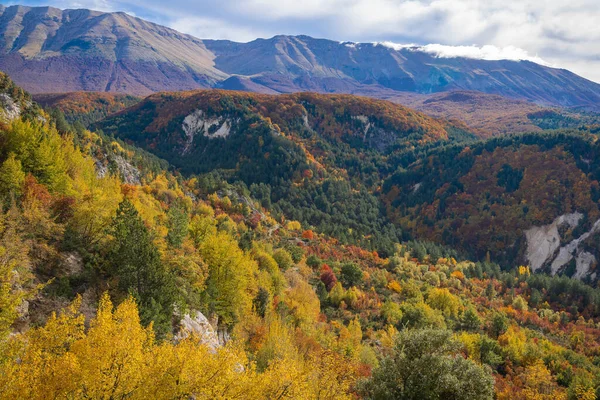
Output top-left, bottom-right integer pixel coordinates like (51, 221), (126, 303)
(7, 0), (600, 82)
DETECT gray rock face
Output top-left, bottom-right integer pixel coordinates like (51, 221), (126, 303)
(182, 109), (233, 153)
(525, 213), (600, 279)
(525, 213), (583, 272)
(0, 92), (20, 120)
(175, 311), (221, 351)
(112, 155), (141, 185)
(61, 251), (84, 275)
(350, 115), (398, 152)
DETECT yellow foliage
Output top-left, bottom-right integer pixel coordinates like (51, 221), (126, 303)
(519, 361), (567, 400)
(498, 325), (527, 365)
(427, 287), (462, 318)
(285, 220), (302, 231)
(0, 294), (357, 399)
(387, 280), (402, 293)
(573, 385), (597, 400)
(456, 331), (482, 361)
(199, 231), (258, 325)
(254, 313), (300, 371)
(450, 270), (465, 280)
(284, 279), (321, 328)
(329, 282), (346, 307)
(378, 325), (399, 349)
(0, 209), (34, 340)
(110, 141), (125, 155)
(518, 265), (531, 276)
(70, 173), (122, 245)
(129, 188), (166, 233)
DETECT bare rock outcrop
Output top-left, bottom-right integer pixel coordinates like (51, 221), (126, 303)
(525, 213), (600, 279)
(175, 311), (221, 351)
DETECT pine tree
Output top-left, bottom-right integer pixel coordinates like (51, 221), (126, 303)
(461, 306), (482, 331)
(166, 201), (189, 249)
(108, 199), (175, 336)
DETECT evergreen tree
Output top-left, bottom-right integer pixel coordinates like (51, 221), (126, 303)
(340, 262), (364, 288)
(166, 201), (189, 249)
(108, 199), (175, 336)
(461, 306), (482, 331)
(489, 312), (508, 338)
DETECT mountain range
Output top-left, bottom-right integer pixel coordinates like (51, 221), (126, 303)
(2, 4), (600, 110)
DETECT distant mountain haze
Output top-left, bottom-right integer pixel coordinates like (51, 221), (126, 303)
(2, 4), (600, 110)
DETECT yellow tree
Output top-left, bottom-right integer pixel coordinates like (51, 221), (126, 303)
(0, 206), (34, 343)
(71, 294), (153, 399)
(284, 279), (321, 328)
(427, 288), (462, 319)
(0, 153), (25, 198)
(0, 298), (85, 399)
(306, 350), (358, 400)
(199, 230), (258, 326)
(518, 361), (568, 400)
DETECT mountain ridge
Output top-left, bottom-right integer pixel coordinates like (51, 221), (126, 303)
(1, 4), (600, 110)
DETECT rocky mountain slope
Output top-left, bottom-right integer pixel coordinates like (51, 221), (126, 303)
(0, 70), (38, 121)
(0, 4), (226, 94)
(204, 36), (600, 109)
(2, 5), (600, 110)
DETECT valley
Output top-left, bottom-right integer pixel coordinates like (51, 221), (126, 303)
(2, 2), (600, 399)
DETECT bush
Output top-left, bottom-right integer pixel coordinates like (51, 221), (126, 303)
(381, 301), (403, 326)
(273, 248), (294, 271)
(400, 302), (446, 329)
(340, 263), (363, 288)
(361, 329), (494, 400)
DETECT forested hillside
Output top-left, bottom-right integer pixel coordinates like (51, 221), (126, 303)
(388, 91), (600, 137)
(383, 132), (600, 277)
(96, 90), (474, 257)
(34, 92), (140, 128)
(94, 89), (600, 278)
(4, 70), (600, 399)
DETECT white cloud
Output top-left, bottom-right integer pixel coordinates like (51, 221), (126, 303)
(376, 42), (551, 66)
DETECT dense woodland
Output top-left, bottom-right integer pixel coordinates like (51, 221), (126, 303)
(34, 92), (141, 129)
(93, 89), (600, 272)
(5, 73), (600, 398)
(383, 131), (600, 266)
(96, 90), (475, 257)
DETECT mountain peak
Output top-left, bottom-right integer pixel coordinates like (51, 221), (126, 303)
(1, 4), (599, 109)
